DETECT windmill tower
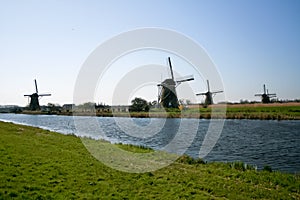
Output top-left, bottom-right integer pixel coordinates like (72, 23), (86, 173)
(24, 79), (51, 111)
(157, 57), (194, 108)
(196, 80), (223, 106)
(255, 84), (276, 103)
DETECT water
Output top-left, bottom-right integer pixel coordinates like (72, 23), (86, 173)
(0, 113), (299, 173)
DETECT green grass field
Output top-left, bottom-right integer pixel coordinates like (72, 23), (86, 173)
(224, 105), (300, 120)
(130, 104), (300, 120)
(0, 121), (299, 199)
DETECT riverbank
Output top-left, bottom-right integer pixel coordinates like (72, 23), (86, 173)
(219, 102), (300, 120)
(0, 121), (299, 199)
(21, 102), (300, 120)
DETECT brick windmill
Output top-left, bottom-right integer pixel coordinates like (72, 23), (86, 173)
(24, 79), (51, 110)
(157, 57), (194, 108)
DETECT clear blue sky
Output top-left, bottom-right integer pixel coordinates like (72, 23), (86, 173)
(1, 0), (299, 106)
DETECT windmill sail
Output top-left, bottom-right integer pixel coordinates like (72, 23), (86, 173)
(176, 75), (194, 83)
(168, 57), (175, 81)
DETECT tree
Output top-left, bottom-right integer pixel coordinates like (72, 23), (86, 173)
(129, 97), (150, 112)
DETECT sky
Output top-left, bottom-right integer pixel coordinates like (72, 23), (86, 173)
(1, 0), (300, 106)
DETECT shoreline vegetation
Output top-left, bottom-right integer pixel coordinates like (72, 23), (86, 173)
(21, 102), (300, 120)
(0, 121), (299, 199)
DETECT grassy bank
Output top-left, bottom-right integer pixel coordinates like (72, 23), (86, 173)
(0, 121), (299, 199)
(224, 103), (300, 120)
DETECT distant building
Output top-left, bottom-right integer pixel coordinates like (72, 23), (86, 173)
(95, 104), (110, 112)
(111, 105), (129, 112)
(62, 103), (130, 113)
(95, 105), (129, 113)
(0, 105), (22, 113)
(62, 104), (75, 112)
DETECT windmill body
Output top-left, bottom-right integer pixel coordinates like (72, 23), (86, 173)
(24, 93), (40, 110)
(159, 78), (178, 108)
(24, 79), (51, 111)
(158, 57), (194, 108)
(196, 80), (223, 106)
(255, 84), (276, 103)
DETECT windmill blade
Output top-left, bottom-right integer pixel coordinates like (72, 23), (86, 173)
(34, 79), (38, 94)
(168, 57), (175, 81)
(206, 80), (210, 92)
(263, 84), (266, 94)
(157, 92), (160, 103)
(39, 94), (51, 96)
(24, 94), (31, 97)
(176, 75), (194, 83)
(212, 90), (223, 94)
(255, 94), (263, 96)
(158, 91), (163, 103)
(157, 85), (162, 102)
(196, 93), (207, 96)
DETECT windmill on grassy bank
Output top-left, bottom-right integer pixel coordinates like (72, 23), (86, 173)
(157, 57), (194, 108)
(24, 79), (51, 110)
(196, 80), (223, 106)
(255, 84), (276, 103)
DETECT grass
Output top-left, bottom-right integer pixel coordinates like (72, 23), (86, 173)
(115, 143), (154, 153)
(0, 121), (299, 199)
(224, 105), (300, 120)
(131, 104), (300, 120)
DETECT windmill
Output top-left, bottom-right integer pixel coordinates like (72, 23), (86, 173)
(196, 80), (223, 106)
(255, 84), (276, 103)
(24, 79), (51, 111)
(157, 57), (194, 108)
